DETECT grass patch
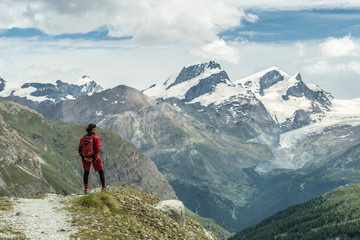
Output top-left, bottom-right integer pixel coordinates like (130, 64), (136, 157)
(28, 193), (47, 199)
(77, 192), (122, 214)
(0, 197), (12, 211)
(65, 185), (218, 240)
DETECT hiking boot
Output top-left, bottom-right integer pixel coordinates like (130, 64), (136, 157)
(84, 189), (89, 195)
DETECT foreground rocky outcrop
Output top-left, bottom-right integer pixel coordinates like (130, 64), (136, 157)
(68, 185), (219, 239)
(0, 185), (220, 239)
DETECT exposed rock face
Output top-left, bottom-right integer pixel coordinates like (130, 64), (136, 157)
(0, 78), (5, 92)
(283, 74), (332, 108)
(153, 200), (186, 226)
(184, 71), (230, 102)
(167, 61), (221, 89)
(259, 70), (284, 96)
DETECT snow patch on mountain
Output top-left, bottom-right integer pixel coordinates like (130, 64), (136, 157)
(280, 98), (360, 149)
(188, 82), (254, 106)
(256, 98), (360, 172)
(234, 67), (332, 124)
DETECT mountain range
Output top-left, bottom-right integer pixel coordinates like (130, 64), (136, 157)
(0, 75), (103, 103)
(1, 61), (360, 233)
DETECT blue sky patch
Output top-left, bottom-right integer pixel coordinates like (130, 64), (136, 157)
(220, 9), (360, 42)
(0, 26), (131, 41)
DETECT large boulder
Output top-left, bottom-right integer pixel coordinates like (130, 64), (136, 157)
(153, 200), (185, 226)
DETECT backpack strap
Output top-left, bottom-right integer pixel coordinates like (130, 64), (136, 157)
(90, 134), (97, 161)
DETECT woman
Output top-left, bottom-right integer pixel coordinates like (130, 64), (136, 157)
(78, 123), (106, 194)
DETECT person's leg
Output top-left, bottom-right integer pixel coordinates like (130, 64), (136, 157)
(98, 170), (106, 189)
(93, 159), (106, 190)
(82, 159), (91, 194)
(84, 170), (90, 193)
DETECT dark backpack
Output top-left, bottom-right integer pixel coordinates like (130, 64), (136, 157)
(79, 134), (96, 159)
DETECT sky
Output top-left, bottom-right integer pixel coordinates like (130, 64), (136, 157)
(1, 0), (360, 99)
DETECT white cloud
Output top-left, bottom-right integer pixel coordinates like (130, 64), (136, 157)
(303, 60), (332, 74)
(295, 42), (306, 56)
(320, 35), (359, 58)
(243, 12), (259, 23)
(303, 59), (360, 76)
(191, 39), (239, 64)
(0, 0), (251, 63)
(348, 61), (360, 74)
(0, 0), (247, 44)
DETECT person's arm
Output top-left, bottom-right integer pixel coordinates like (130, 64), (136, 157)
(78, 136), (83, 156)
(94, 135), (101, 160)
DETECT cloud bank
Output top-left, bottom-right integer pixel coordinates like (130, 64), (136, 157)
(0, 0), (258, 63)
(320, 35), (359, 58)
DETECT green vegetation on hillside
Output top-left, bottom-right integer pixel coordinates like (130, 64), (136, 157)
(230, 183), (360, 240)
(65, 185), (217, 239)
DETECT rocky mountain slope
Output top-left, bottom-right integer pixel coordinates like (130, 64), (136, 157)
(230, 183), (360, 240)
(0, 99), (175, 200)
(0, 185), (224, 239)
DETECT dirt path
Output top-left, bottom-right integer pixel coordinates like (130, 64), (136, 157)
(1, 194), (76, 239)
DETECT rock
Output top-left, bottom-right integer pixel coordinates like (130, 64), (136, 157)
(153, 200), (185, 226)
(205, 230), (215, 240)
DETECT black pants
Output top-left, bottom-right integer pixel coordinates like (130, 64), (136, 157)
(84, 170), (105, 186)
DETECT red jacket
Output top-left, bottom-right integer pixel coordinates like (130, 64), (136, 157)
(78, 133), (101, 161)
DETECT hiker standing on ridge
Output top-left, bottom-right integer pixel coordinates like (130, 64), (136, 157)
(78, 123), (106, 194)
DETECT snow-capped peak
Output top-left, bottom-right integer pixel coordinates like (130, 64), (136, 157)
(143, 61), (231, 102)
(76, 75), (92, 85)
(235, 67), (333, 126)
(234, 67), (291, 96)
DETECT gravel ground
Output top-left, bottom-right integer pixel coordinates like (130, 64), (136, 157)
(1, 194), (77, 239)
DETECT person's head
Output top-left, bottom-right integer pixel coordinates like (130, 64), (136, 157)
(86, 123), (96, 133)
